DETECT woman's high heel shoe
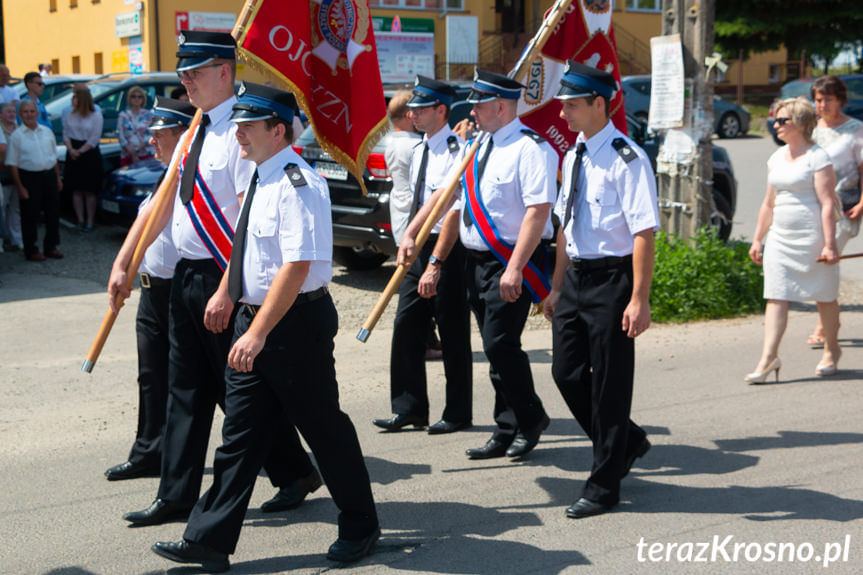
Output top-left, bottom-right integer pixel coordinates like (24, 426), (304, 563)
(744, 357), (781, 384)
(816, 349), (841, 377)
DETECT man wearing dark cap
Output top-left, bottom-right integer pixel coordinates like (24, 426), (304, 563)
(104, 97), (195, 481)
(542, 61), (657, 518)
(153, 83), (380, 571)
(373, 75), (473, 435)
(403, 69), (557, 460)
(114, 31), (320, 527)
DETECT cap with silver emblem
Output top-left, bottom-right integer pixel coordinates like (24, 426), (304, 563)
(407, 76), (457, 108)
(176, 30), (236, 72)
(466, 69), (525, 103)
(230, 82), (299, 124)
(554, 60), (616, 101)
(148, 96), (197, 131)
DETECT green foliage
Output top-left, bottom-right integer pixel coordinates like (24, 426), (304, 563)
(651, 229), (764, 323)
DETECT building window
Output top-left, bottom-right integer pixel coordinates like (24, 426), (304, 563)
(94, 53), (103, 74)
(72, 55), (80, 73)
(626, 0), (661, 12)
(49, 0), (57, 12)
(369, 0), (463, 8)
(51, 59), (60, 74)
(768, 64), (781, 84)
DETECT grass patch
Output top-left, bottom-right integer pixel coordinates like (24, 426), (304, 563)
(652, 228), (764, 323)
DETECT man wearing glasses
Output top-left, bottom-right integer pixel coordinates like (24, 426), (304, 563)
(115, 30), (320, 527)
(19, 72), (51, 128)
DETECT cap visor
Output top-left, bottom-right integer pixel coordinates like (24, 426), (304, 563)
(406, 93), (437, 108)
(229, 109), (273, 123)
(465, 89), (497, 104)
(176, 56), (215, 72)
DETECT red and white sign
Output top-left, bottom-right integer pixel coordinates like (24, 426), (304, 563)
(175, 11), (236, 35)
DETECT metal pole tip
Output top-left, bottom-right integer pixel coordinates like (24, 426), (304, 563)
(81, 359), (95, 373)
(356, 328), (370, 343)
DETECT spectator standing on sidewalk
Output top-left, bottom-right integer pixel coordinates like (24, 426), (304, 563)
(0, 103), (23, 251)
(63, 85), (103, 231)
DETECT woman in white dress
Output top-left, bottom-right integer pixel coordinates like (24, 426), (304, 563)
(747, 98), (840, 382)
(805, 75), (863, 347)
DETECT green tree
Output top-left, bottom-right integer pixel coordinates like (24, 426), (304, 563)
(715, 0), (863, 69)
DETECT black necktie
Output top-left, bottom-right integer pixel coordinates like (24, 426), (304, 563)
(227, 170), (258, 305)
(408, 142), (429, 220)
(563, 142), (587, 231)
(180, 114), (210, 205)
(463, 136), (494, 227)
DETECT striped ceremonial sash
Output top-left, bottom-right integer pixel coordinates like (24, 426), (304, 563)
(179, 135), (235, 270)
(462, 142), (550, 303)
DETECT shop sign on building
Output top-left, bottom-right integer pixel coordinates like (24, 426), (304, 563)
(175, 11), (236, 35)
(115, 12), (141, 38)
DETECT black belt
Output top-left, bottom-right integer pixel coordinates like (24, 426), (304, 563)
(570, 254), (632, 271)
(139, 272), (171, 288)
(465, 248), (497, 261)
(18, 168), (54, 175)
(243, 286), (328, 316)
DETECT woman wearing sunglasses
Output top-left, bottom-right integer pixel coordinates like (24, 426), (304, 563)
(118, 85), (154, 166)
(747, 97), (841, 383)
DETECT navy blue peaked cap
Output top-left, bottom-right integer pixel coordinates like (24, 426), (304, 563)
(555, 60), (616, 100)
(176, 30), (236, 72)
(230, 82), (298, 124)
(407, 76), (457, 107)
(149, 96), (197, 130)
(466, 69), (524, 103)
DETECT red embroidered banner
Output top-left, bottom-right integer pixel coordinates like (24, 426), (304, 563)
(516, 0), (628, 161)
(235, 0), (388, 191)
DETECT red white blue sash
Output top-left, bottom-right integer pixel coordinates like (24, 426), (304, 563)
(462, 140), (550, 303)
(180, 136), (234, 270)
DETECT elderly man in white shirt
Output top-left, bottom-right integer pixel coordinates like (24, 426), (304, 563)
(6, 99), (63, 261)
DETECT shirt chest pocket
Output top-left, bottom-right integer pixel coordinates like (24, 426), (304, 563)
(587, 182), (620, 227)
(250, 216), (279, 263)
(203, 150), (229, 175)
(482, 171), (516, 204)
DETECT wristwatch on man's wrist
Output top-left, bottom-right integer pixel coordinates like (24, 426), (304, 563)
(429, 254), (444, 267)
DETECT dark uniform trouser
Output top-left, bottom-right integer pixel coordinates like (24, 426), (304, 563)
(551, 260), (647, 505)
(465, 248), (547, 442)
(128, 277), (171, 467)
(158, 258), (313, 505)
(18, 168), (59, 257)
(184, 295), (379, 554)
(390, 238), (472, 422)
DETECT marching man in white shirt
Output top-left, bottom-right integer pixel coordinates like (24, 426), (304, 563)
(153, 82), (380, 572)
(543, 61), (658, 519)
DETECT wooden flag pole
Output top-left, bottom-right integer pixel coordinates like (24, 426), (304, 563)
(82, 109), (203, 373)
(356, 0), (575, 343)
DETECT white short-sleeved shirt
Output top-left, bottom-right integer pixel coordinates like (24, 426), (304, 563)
(139, 172), (181, 279)
(385, 130), (422, 245)
(0, 85), (18, 104)
(5, 124), (57, 172)
(458, 118), (557, 250)
(409, 125), (464, 235)
(239, 146), (333, 305)
(171, 96), (256, 260)
(555, 121), (659, 259)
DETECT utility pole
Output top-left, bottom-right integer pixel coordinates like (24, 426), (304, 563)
(657, 0), (714, 240)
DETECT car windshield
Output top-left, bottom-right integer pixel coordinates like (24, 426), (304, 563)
(45, 81), (119, 117)
(780, 80), (813, 100)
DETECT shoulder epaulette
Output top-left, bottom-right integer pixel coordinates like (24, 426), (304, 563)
(447, 134), (459, 153)
(612, 138), (637, 164)
(284, 163), (307, 187)
(520, 128), (546, 144)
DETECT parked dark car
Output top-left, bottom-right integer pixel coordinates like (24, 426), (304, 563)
(621, 75), (751, 138)
(45, 72), (183, 142)
(766, 74), (863, 145)
(98, 157), (164, 220)
(293, 112), (738, 270)
(13, 74), (101, 103)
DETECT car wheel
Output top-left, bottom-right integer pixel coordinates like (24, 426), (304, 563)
(710, 191), (733, 242)
(333, 246), (389, 270)
(718, 113), (741, 139)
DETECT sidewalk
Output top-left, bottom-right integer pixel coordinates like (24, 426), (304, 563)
(1, 272), (862, 574)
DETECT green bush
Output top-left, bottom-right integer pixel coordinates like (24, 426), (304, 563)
(651, 228), (764, 322)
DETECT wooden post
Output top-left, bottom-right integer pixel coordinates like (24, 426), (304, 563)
(658, 0), (714, 240)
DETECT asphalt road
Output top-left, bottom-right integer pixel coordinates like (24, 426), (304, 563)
(1, 135), (862, 574)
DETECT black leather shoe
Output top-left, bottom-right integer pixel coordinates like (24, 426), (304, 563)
(261, 469), (323, 512)
(428, 419), (472, 435)
(152, 540), (229, 572)
(465, 437), (511, 459)
(565, 497), (615, 519)
(124, 498), (193, 526)
(623, 438), (651, 478)
(326, 528), (381, 563)
(506, 414), (550, 458)
(372, 413), (428, 431)
(104, 460), (160, 481)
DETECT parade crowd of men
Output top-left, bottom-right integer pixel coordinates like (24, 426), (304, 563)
(96, 30), (659, 571)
